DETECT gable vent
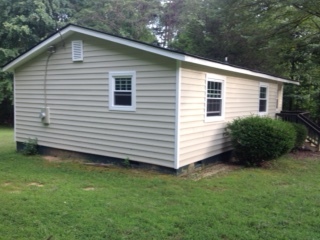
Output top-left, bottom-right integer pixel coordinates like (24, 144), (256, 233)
(72, 40), (83, 61)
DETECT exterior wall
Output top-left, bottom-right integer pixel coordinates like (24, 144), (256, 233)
(179, 62), (281, 167)
(14, 33), (177, 168)
(276, 83), (284, 112)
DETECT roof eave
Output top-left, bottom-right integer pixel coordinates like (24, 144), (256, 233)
(184, 56), (299, 85)
(68, 25), (186, 62)
(2, 24), (299, 85)
(2, 25), (185, 72)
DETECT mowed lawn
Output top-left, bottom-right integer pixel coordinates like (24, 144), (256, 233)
(0, 127), (320, 240)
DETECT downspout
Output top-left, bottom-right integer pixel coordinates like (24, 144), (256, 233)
(174, 60), (181, 170)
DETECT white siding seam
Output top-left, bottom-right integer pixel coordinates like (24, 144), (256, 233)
(174, 61), (181, 169)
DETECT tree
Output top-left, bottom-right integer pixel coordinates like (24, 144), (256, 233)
(0, 0), (75, 124)
(72, 0), (161, 42)
(1, 0), (320, 124)
(171, 0), (320, 121)
(151, 0), (192, 47)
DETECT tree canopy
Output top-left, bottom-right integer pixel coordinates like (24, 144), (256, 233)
(1, 0), (320, 124)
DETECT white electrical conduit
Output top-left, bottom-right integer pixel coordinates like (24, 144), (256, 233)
(44, 51), (53, 107)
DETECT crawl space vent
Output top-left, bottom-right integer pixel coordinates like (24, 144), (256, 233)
(72, 40), (83, 61)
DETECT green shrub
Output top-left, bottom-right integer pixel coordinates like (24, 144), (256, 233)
(22, 138), (38, 156)
(123, 157), (131, 168)
(226, 116), (296, 166)
(291, 123), (307, 148)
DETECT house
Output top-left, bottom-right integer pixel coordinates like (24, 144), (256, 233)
(2, 24), (298, 174)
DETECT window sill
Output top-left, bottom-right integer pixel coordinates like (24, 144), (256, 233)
(205, 116), (225, 122)
(109, 106), (136, 112)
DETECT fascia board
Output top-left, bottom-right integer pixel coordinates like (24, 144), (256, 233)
(3, 25), (185, 72)
(2, 24), (300, 86)
(69, 26), (185, 61)
(184, 56), (299, 85)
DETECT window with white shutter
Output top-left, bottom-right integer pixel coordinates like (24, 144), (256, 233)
(72, 40), (83, 61)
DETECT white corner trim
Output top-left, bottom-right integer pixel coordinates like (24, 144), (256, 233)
(174, 61), (181, 169)
(276, 83), (284, 111)
(13, 70), (16, 142)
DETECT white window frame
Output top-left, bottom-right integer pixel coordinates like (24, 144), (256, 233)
(259, 82), (269, 115)
(109, 71), (136, 111)
(205, 74), (226, 122)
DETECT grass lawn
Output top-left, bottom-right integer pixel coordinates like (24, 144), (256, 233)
(0, 127), (320, 240)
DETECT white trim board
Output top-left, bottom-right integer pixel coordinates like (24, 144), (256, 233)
(174, 61), (181, 169)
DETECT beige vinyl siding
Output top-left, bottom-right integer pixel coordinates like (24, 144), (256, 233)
(15, 33), (176, 168)
(179, 62), (280, 167)
(276, 83), (284, 112)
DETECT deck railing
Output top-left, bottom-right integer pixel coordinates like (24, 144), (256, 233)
(276, 111), (320, 151)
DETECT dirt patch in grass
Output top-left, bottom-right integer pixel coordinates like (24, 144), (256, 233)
(9, 190), (21, 194)
(2, 182), (11, 186)
(28, 182), (44, 187)
(83, 163), (113, 168)
(43, 155), (86, 164)
(185, 163), (242, 180)
(83, 187), (95, 191)
(43, 156), (64, 163)
(289, 149), (320, 160)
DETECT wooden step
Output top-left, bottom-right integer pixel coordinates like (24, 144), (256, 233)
(304, 141), (319, 152)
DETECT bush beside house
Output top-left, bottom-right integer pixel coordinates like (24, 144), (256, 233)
(226, 116), (296, 166)
(291, 123), (308, 149)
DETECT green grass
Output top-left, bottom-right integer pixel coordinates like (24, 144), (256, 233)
(1, 127), (320, 240)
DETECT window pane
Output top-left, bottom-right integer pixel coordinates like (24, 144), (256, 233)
(260, 87), (267, 98)
(207, 80), (223, 117)
(115, 77), (131, 91)
(207, 99), (221, 116)
(259, 99), (267, 112)
(115, 92), (131, 106)
(207, 81), (222, 98)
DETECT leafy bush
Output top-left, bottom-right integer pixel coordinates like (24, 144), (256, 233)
(123, 157), (131, 168)
(226, 116), (296, 166)
(291, 123), (307, 148)
(22, 138), (38, 156)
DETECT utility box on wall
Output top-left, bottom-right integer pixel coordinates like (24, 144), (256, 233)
(39, 107), (50, 125)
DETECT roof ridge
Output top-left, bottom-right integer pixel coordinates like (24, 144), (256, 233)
(1, 24), (298, 84)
